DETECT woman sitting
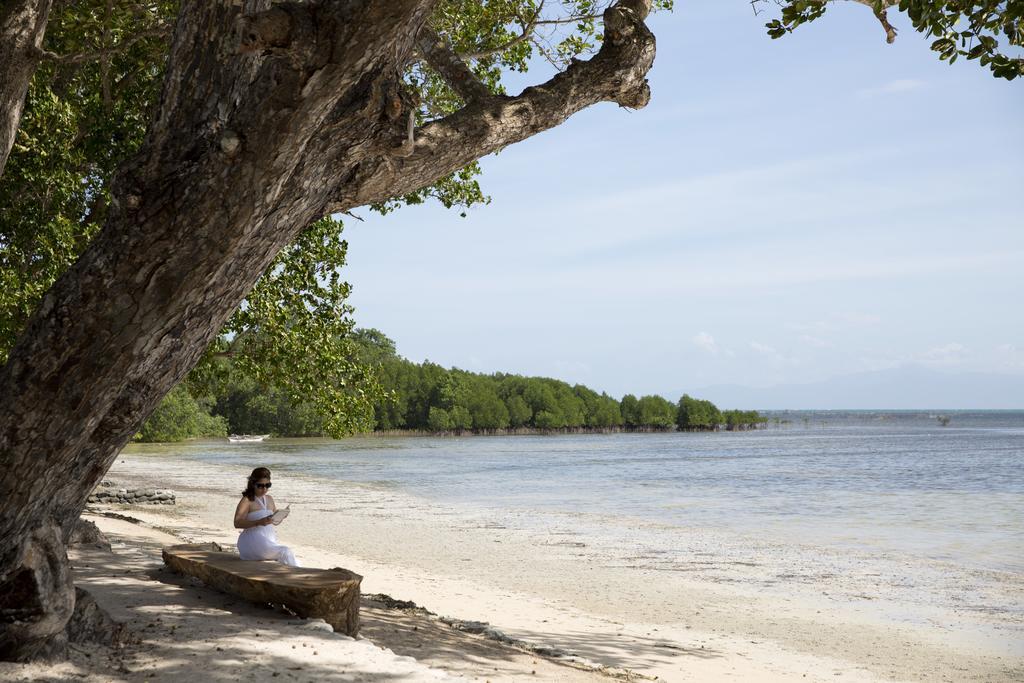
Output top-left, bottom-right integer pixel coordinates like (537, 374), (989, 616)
(234, 467), (298, 566)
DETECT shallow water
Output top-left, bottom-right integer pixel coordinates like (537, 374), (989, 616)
(128, 410), (1024, 575)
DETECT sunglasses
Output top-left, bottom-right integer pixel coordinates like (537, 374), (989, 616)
(254, 482), (272, 489)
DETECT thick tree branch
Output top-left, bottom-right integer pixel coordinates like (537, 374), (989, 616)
(416, 26), (491, 103)
(0, 0), (53, 179)
(334, 0), (655, 210)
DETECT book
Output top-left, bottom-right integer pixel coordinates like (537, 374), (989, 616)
(271, 505), (290, 525)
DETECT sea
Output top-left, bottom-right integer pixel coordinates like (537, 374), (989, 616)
(131, 409), (1024, 575)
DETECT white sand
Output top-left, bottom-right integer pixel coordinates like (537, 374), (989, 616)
(3, 451), (1021, 682)
(0, 517), (609, 682)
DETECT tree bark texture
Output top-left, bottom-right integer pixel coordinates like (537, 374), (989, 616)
(0, 0), (52, 178)
(0, 0), (655, 660)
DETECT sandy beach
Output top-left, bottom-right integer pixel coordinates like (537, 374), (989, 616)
(3, 449), (1021, 682)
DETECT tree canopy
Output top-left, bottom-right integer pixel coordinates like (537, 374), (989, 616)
(138, 328), (763, 438)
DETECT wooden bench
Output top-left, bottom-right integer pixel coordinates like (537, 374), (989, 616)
(162, 543), (362, 636)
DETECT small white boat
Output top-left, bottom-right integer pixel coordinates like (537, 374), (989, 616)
(228, 434), (270, 443)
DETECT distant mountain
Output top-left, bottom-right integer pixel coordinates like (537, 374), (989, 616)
(690, 365), (1024, 410)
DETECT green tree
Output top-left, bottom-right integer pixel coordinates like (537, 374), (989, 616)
(534, 410), (565, 430)
(353, 328), (398, 361)
(621, 394), (641, 428)
(721, 409), (764, 430)
(136, 385), (227, 443)
(505, 394), (532, 428)
(210, 217), (383, 437)
(574, 385), (622, 428)
(211, 375), (326, 437)
(0, 2), (384, 435)
(466, 380), (510, 430)
(405, 361), (450, 429)
(677, 394), (722, 431)
(523, 381), (560, 425)
(637, 394), (676, 429)
(551, 381), (586, 428)
(0, 0), (173, 358)
(449, 405), (474, 430)
(369, 360), (410, 430)
(591, 393), (624, 428)
(427, 406), (453, 432)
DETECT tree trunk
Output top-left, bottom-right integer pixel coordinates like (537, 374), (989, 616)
(0, 0), (655, 660)
(0, 0), (52, 178)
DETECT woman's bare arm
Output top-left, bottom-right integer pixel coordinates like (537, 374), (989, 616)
(233, 497), (250, 528)
(233, 497), (272, 528)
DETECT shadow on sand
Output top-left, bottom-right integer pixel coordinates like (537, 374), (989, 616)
(2, 528), (725, 682)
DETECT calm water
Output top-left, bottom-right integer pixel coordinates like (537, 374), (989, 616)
(132, 410), (1024, 573)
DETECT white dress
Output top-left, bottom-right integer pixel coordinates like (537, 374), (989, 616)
(237, 495), (298, 566)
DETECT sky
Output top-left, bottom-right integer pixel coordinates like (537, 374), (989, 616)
(339, 1), (1024, 402)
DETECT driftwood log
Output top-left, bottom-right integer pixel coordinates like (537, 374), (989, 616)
(161, 543), (361, 636)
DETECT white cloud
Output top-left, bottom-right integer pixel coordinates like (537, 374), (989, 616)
(798, 334), (831, 349)
(858, 79), (926, 98)
(749, 341), (777, 355)
(693, 332), (719, 355)
(916, 343), (968, 365)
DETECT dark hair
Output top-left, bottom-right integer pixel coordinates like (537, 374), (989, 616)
(242, 467), (272, 501)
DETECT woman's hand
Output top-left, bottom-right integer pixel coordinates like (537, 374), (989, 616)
(260, 516), (275, 526)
